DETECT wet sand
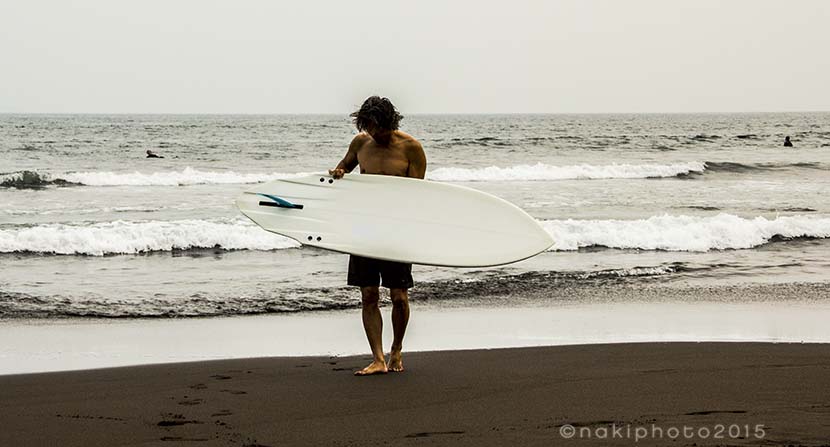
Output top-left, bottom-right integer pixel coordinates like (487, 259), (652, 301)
(1, 342), (829, 446)
(5, 299), (830, 375)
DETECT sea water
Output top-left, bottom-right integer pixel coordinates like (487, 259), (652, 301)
(2, 113), (829, 319)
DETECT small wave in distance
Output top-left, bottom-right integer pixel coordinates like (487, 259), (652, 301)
(428, 162), (707, 181)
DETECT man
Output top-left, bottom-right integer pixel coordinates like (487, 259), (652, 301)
(784, 136), (793, 147)
(329, 96), (427, 376)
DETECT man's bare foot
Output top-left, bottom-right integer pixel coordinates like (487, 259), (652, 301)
(354, 360), (388, 376)
(387, 350), (404, 372)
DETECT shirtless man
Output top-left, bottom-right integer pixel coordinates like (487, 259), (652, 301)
(329, 96), (427, 376)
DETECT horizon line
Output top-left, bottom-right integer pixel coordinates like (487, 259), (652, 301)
(1, 110), (829, 116)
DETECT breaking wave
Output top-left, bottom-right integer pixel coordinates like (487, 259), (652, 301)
(429, 161), (829, 182)
(59, 167), (312, 186)
(428, 162), (706, 181)
(2, 161), (826, 188)
(0, 171), (79, 189)
(0, 218), (297, 256)
(1, 214), (827, 256)
(543, 213), (830, 252)
(0, 167), (312, 188)
(704, 161), (828, 173)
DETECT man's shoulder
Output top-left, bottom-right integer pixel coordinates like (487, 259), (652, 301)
(394, 130), (418, 142)
(349, 132), (372, 149)
(394, 131), (423, 151)
(351, 132), (372, 142)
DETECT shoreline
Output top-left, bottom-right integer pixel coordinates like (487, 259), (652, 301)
(3, 301), (830, 375)
(2, 342), (829, 446)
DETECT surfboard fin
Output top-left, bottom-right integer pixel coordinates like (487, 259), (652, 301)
(257, 193), (304, 210)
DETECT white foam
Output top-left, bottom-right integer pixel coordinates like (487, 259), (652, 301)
(581, 265), (677, 278)
(3, 213), (827, 256)
(25, 163), (708, 186)
(542, 213), (830, 252)
(0, 218), (298, 256)
(427, 161), (706, 181)
(2, 206), (164, 216)
(59, 167), (313, 186)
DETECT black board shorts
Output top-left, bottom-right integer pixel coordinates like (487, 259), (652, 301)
(347, 255), (414, 289)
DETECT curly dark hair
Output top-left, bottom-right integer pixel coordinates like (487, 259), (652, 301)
(350, 96), (403, 132)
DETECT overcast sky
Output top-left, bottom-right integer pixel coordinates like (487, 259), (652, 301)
(1, 0), (828, 114)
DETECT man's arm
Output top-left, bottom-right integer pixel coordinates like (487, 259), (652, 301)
(329, 134), (365, 179)
(406, 141), (427, 179)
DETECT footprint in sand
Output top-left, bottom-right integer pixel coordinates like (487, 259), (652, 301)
(219, 389), (247, 395)
(405, 431), (465, 438)
(157, 419), (202, 427)
(160, 436), (209, 442)
(685, 410), (747, 415)
(177, 398), (204, 406)
(55, 414), (125, 422)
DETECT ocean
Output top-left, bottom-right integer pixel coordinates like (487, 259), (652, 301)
(2, 113), (829, 319)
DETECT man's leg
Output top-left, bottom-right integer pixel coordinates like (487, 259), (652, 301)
(355, 286), (388, 375)
(388, 288), (409, 372)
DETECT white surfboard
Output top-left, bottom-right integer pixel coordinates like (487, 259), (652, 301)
(235, 173), (553, 267)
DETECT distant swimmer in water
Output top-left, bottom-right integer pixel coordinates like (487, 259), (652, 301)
(146, 150), (164, 158)
(783, 136), (793, 147)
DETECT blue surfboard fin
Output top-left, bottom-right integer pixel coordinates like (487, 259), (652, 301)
(257, 193), (304, 210)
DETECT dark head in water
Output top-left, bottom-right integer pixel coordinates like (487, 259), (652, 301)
(783, 136), (793, 147)
(350, 96), (403, 146)
(146, 150), (164, 158)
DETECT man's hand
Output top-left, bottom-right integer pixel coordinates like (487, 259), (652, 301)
(329, 168), (345, 179)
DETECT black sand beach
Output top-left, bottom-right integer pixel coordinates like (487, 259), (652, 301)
(4, 2), (830, 445)
(2, 342), (829, 446)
